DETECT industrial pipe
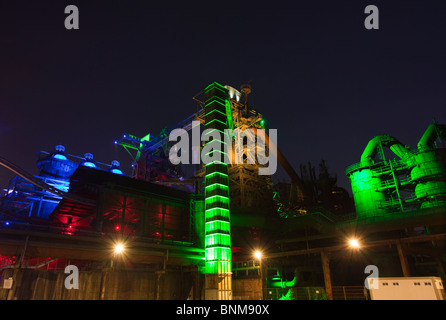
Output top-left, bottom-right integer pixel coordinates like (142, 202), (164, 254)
(360, 135), (412, 166)
(418, 123), (446, 152)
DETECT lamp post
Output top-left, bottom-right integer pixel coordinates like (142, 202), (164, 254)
(254, 250), (264, 300)
(99, 242), (125, 300)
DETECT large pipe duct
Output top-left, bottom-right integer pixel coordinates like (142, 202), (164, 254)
(418, 123), (446, 152)
(360, 135), (412, 166)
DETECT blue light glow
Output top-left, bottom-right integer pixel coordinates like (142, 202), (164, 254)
(111, 169), (123, 175)
(82, 162), (97, 168)
(53, 154), (68, 160)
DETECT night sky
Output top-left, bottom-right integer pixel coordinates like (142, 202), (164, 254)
(1, 1), (445, 193)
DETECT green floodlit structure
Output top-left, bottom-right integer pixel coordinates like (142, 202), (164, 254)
(345, 122), (446, 219)
(203, 83), (232, 300)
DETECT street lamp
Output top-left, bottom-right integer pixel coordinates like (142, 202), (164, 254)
(254, 250), (264, 300)
(348, 238), (361, 249)
(114, 243), (124, 254)
(254, 250), (262, 260)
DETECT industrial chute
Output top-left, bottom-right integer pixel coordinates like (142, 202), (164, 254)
(250, 128), (305, 205)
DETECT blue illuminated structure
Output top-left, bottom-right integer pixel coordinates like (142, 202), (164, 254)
(82, 162), (97, 168)
(37, 145), (78, 180)
(108, 160), (124, 175)
(53, 154), (68, 161)
(1, 146), (124, 220)
(80, 153), (98, 169)
(2, 145), (76, 219)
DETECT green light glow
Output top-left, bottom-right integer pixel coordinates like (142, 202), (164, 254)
(203, 138), (227, 146)
(141, 133), (151, 142)
(204, 108), (227, 118)
(205, 160), (227, 166)
(204, 83), (227, 94)
(205, 222), (230, 234)
(203, 128), (227, 136)
(205, 234), (231, 246)
(349, 168), (386, 217)
(346, 125), (446, 217)
(205, 118), (228, 127)
(205, 207), (230, 214)
(204, 149), (227, 157)
(203, 83), (232, 277)
(205, 192), (229, 199)
(205, 172), (228, 178)
(225, 99), (234, 131)
(205, 183), (229, 190)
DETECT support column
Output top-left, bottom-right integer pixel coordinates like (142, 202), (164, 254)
(7, 235), (29, 300)
(321, 250), (333, 300)
(142, 199), (149, 237)
(121, 195), (127, 236)
(396, 241), (411, 277)
(95, 188), (104, 232)
(161, 203), (166, 241)
(260, 258), (267, 300)
(435, 257), (446, 282)
(203, 82), (233, 300)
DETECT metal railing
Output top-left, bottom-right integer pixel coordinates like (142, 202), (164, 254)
(332, 286), (368, 300)
(263, 286), (368, 300)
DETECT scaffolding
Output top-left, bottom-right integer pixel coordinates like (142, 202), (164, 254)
(1, 175), (69, 219)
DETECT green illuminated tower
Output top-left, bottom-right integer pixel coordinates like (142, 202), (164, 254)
(203, 82), (232, 300)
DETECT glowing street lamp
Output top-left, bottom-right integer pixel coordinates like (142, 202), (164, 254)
(254, 250), (265, 300)
(114, 243), (124, 254)
(254, 250), (262, 260)
(348, 238), (361, 249)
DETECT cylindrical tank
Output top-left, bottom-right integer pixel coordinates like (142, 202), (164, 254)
(410, 149), (446, 208)
(348, 167), (387, 218)
(36, 145), (78, 180)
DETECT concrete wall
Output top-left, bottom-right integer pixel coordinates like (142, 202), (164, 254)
(232, 277), (262, 300)
(0, 267), (201, 300)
